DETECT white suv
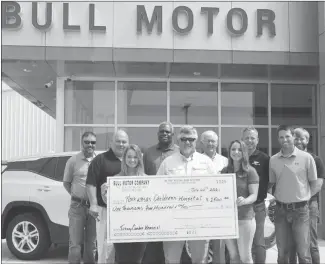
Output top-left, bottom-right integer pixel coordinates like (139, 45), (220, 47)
(1, 152), (276, 261)
(1, 152), (76, 260)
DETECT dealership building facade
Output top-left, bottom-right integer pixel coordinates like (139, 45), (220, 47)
(2, 1), (325, 236)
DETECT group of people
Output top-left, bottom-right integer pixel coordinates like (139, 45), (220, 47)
(63, 122), (324, 264)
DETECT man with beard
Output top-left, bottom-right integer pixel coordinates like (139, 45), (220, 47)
(142, 121), (179, 264)
(86, 130), (129, 264)
(268, 125), (317, 264)
(242, 127), (270, 264)
(289, 128), (324, 264)
(157, 125), (216, 264)
(63, 132), (97, 264)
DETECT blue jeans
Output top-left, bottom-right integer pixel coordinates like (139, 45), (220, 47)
(289, 200), (320, 264)
(68, 200), (97, 264)
(252, 201), (266, 264)
(274, 203), (311, 264)
(114, 242), (147, 264)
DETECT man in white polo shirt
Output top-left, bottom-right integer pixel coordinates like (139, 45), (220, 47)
(200, 130), (228, 264)
(157, 125), (216, 264)
(268, 125), (317, 264)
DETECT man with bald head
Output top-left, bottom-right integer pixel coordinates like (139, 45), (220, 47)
(201, 130), (228, 173)
(142, 121), (179, 264)
(200, 130), (228, 264)
(86, 129), (129, 264)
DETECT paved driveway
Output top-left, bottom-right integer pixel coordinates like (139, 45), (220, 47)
(3, 239), (325, 263)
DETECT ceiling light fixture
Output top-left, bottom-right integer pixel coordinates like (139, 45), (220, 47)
(193, 72), (201, 76)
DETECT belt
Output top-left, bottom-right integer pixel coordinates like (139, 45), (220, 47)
(276, 200), (308, 210)
(71, 196), (90, 207)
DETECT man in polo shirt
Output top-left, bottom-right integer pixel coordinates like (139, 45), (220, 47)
(142, 121), (179, 264)
(289, 127), (324, 264)
(242, 127), (269, 264)
(268, 125), (317, 264)
(63, 131), (97, 264)
(157, 125), (216, 264)
(200, 130), (228, 264)
(86, 130), (129, 264)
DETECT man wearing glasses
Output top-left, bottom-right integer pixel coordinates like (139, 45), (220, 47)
(142, 121), (179, 264)
(157, 125), (216, 264)
(63, 132), (97, 264)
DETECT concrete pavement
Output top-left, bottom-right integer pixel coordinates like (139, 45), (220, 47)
(2, 239), (325, 263)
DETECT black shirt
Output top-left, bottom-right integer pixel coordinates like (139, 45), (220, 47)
(86, 149), (121, 207)
(309, 152), (325, 202)
(249, 149), (270, 204)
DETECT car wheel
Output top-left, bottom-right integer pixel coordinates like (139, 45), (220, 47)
(6, 212), (51, 260)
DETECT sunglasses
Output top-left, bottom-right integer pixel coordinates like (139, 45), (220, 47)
(180, 137), (196, 143)
(84, 141), (96, 145)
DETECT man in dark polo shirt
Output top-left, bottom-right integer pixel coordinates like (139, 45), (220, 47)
(142, 121), (179, 264)
(268, 125), (317, 264)
(242, 127), (269, 264)
(289, 127), (324, 264)
(86, 130), (129, 264)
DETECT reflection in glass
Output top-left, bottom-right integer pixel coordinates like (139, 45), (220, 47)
(221, 128), (269, 157)
(117, 82), (167, 124)
(64, 127), (114, 151)
(118, 127), (159, 153)
(221, 83), (268, 125)
(271, 128), (317, 155)
(65, 81), (115, 124)
(271, 84), (317, 126)
(170, 83), (218, 125)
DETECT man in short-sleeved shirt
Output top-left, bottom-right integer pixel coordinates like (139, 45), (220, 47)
(200, 130), (227, 264)
(86, 130), (129, 264)
(289, 128), (325, 264)
(142, 122), (179, 264)
(63, 132), (97, 264)
(268, 125), (317, 264)
(242, 127), (269, 264)
(157, 126), (216, 264)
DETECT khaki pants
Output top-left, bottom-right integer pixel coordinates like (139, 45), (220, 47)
(96, 207), (115, 264)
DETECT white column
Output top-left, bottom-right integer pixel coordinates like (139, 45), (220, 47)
(56, 77), (65, 152)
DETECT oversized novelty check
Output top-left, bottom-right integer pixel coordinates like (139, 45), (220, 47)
(107, 174), (238, 243)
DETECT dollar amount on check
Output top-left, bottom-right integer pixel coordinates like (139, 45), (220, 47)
(107, 174), (238, 243)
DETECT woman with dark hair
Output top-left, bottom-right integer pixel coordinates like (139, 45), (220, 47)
(101, 144), (147, 264)
(222, 140), (259, 264)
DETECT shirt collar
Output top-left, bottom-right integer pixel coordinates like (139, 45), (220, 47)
(250, 149), (259, 157)
(279, 146), (298, 158)
(179, 151), (195, 161)
(156, 143), (176, 151)
(203, 152), (215, 160)
(80, 151), (96, 161)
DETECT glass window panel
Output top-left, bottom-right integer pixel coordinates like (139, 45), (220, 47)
(170, 83), (218, 125)
(64, 127), (114, 151)
(118, 127), (158, 153)
(271, 84), (317, 125)
(221, 64), (268, 79)
(271, 128), (318, 156)
(173, 127), (220, 154)
(221, 83), (268, 125)
(64, 81), (115, 124)
(117, 82), (167, 124)
(221, 128), (269, 157)
(270, 65), (319, 81)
